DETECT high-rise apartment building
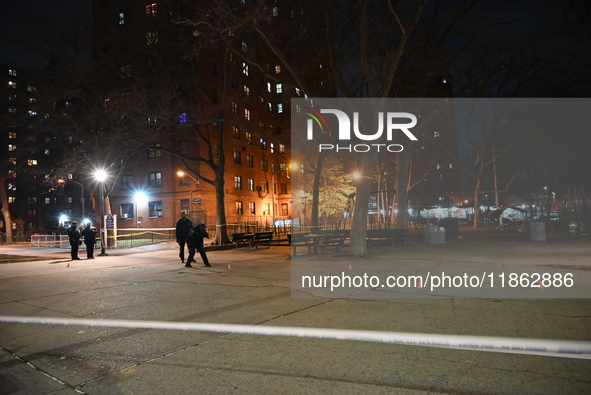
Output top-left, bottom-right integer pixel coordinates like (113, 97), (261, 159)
(92, 1), (293, 235)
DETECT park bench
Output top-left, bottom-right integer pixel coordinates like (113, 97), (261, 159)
(232, 232), (255, 247)
(253, 231), (274, 248)
(289, 233), (314, 255)
(366, 229), (409, 247)
(316, 234), (347, 254)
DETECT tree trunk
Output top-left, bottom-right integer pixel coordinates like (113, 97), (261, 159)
(214, 175), (230, 245)
(0, 178), (14, 244)
(349, 153), (376, 256)
(395, 149), (411, 230)
(473, 176), (482, 229)
(310, 152), (326, 230)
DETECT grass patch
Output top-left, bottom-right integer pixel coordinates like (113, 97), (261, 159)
(0, 254), (46, 263)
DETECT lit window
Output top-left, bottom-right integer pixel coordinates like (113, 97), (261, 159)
(233, 149), (241, 164)
(260, 138), (267, 149)
(279, 144), (285, 154)
(273, 6), (279, 16)
(248, 202), (256, 214)
(277, 103), (283, 113)
(145, 3), (157, 16)
(242, 40), (248, 52)
(244, 108), (251, 121)
(233, 126), (240, 139)
(243, 85), (250, 98)
(276, 84), (282, 93)
(267, 82), (272, 93)
(263, 203), (270, 215)
(234, 176), (242, 189)
(449, 163), (454, 169)
(242, 62), (249, 76)
(118, 12), (126, 25)
(8, 144), (16, 151)
(8, 132), (16, 139)
(179, 112), (187, 124)
(270, 142), (275, 153)
(8, 69), (16, 76)
(27, 159), (38, 166)
(231, 101), (239, 114)
(28, 110), (37, 116)
(281, 203), (288, 215)
(295, 87), (300, 96)
(8, 81), (16, 89)
(262, 182), (269, 193)
(148, 143), (162, 159)
(9, 197), (16, 203)
(275, 65), (281, 74)
(245, 132), (252, 142)
(45, 198), (50, 204)
(146, 31), (158, 45)
(248, 178), (255, 191)
(279, 163), (286, 172)
(434, 131), (440, 137)
(236, 201), (243, 214)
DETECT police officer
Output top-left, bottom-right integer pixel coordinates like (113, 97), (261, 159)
(185, 223), (211, 268)
(67, 222), (81, 260)
(81, 223), (97, 259)
(175, 212), (192, 263)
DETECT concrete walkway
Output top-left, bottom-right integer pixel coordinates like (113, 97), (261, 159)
(0, 233), (590, 394)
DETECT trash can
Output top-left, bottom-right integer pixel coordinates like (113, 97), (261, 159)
(425, 224), (439, 246)
(530, 222), (546, 242)
(438, 226), (446, 244)
(441, 218), (460, 238)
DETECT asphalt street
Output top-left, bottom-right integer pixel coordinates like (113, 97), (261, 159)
(0, 233), (590, 394)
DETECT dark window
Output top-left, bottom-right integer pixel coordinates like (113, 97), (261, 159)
(149, 172), (162, 187)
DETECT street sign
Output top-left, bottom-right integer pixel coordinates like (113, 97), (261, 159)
(568, 221), (578, 230)
(106, 214), (115, 230)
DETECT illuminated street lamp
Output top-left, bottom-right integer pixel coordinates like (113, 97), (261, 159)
(133, 191), (148, 229)
(94, 169), (108, 256)
(177, 171), (201, 214)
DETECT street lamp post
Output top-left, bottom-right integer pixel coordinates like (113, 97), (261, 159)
(133, 191), (148, 229)
(94, 169), (108, 256)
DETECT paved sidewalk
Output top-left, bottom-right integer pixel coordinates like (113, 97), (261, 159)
(0, 235), (590, 394)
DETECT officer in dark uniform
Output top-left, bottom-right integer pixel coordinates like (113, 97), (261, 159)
(175, 212), (193, 263)
(67, 222), (81, 260)
(81, 223), (97, 259)
(185, 223), (211, 268)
